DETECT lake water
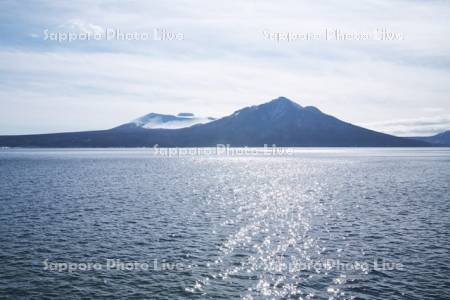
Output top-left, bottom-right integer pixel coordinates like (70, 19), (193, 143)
(0, 148), (449, 299)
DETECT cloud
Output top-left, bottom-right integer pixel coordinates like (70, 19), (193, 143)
(0, 0), (449, 134)
(59, 19), (104, 35)
(362, 115), (450, 136)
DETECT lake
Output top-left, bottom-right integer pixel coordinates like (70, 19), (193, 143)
(0, 148), (449, 299)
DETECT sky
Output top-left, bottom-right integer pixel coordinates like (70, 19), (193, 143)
(0, 0), (449, 136)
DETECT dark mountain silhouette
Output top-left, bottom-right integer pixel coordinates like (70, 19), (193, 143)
(408, 130), (450, 146)
(0, 97), (430, 147)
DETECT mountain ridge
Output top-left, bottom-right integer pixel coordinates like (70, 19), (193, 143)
(118, 112), (215, 130)
(0, 97), (431, 147)
(407, 130), (450, 146)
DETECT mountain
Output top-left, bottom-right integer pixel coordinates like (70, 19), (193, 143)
(0, 97), (430, 147)
(118, 112), (215, 130)
(407, 130), (450, 146)
(168, 97), (429, 147)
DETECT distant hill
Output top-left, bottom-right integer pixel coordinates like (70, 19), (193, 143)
(0, 97), (430, 147)
(407, 130), (450, 146)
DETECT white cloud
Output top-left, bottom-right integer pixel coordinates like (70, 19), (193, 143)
(59, 19), (104, 35)
(362, 115), (450, 136)
(0, 0), (449, 134)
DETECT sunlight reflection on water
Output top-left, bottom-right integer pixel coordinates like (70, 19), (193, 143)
(0, 148), (449, 299)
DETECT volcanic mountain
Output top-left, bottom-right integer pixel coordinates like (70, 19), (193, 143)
(0, 97), (430, 147)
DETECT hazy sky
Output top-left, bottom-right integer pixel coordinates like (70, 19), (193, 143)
(1, 0), (449, 136)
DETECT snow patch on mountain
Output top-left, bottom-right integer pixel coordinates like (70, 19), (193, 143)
(132, 113), (215, 129)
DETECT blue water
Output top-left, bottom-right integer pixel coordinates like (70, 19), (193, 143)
(0, 148), (449, 299)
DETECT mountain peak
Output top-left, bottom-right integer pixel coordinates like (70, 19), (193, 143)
(304, 106), (322, 113)
(230, 97), (305, 120)
(268, 96), (302, 108)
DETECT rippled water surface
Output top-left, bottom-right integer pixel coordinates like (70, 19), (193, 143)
(1, 148), (449, 299)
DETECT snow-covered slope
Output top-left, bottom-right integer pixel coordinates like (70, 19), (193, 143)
(132, 113), (215, 129)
